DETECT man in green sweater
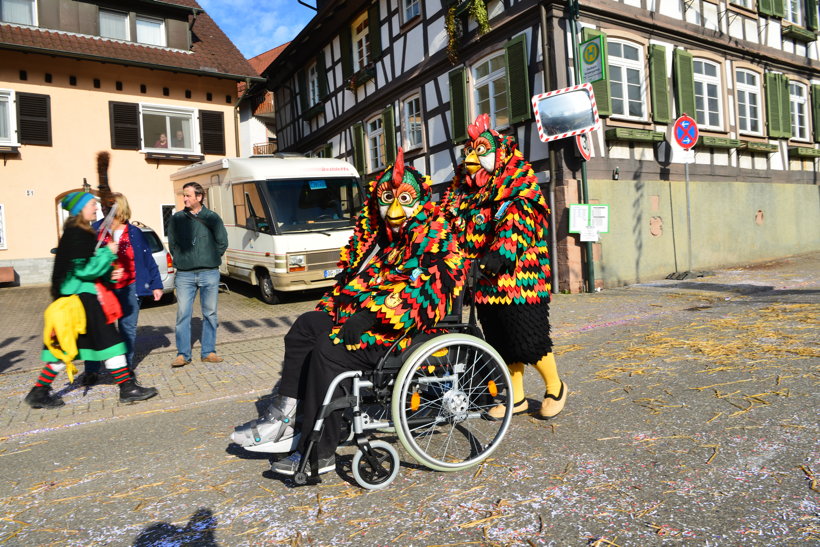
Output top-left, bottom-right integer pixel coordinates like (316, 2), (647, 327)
(167, 182), (228, 367)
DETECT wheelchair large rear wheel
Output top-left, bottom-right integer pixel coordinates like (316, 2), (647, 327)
(391, 334), (513, 472)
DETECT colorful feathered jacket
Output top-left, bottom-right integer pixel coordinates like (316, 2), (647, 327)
(444, 135), (551, 306)
(316, 166), (465, 349)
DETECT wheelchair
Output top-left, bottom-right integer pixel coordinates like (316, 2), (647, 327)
(293, 285), (514, 490)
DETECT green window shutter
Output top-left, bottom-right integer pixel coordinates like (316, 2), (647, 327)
(449, 67), (468, 143)
(324, 143), (333, 158)
(352, 122), (366, 174)
(340, 23), (353, 80)
(382, 106), (396, 164)
(779, 75), (791, 139)
(368, 3), (381, 61)
(109, 101), (140, 150)
(673, 48), (695, 118)
(772, 0), (785, 17)
(808, 0), (819, 30)
(758, 0), (774, 16)
(317, 52), (329, 100)
(648, 44), (670, 123)
(812, 84), (820, 142)
(297, 69), (308, 113)
(765, 72), (789, 138)
(581, 28), (611, 117)
(199, 110), (225, 155)
(505, 34), (531, 125)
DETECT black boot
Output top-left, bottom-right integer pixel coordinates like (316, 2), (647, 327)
(24, 386), (65, 409)
(118, 379), (158, 403)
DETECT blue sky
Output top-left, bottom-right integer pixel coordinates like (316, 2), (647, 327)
(197, 0), (316, 59)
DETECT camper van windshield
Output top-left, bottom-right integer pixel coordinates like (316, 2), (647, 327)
(265, 177), (362, 233)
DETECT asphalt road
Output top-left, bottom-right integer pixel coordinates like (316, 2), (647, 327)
(0, 256), (818, 545)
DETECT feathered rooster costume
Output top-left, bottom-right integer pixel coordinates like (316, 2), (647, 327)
(444, 114), (567, 419)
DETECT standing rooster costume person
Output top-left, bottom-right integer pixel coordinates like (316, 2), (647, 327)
(444, 114), (566, 419)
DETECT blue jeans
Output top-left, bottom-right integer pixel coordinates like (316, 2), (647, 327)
(85, 282), (140, 373)
(174, 269), (220, 360)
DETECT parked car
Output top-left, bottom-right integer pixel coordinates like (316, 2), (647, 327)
(132, 221), (175, 297)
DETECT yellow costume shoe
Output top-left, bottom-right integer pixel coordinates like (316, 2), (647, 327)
(539, 382), (567, 418)
(487, 398), (529, 420)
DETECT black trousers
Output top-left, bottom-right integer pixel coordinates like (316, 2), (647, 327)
(297, 331), (385, 460)
(277, 311), (334, 399)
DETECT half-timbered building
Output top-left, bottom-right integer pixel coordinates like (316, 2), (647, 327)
(253, 0), (820, 292)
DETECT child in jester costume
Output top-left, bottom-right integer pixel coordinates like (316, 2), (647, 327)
(444, 113), (566, 419)
(232, 150), (464, 477)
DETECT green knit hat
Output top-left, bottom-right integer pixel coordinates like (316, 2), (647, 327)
(61, 192), (95, 216)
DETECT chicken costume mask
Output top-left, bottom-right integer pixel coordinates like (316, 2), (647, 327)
(445, 114), (566, 419)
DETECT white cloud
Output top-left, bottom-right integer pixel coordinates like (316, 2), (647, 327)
(198, 0), (315, 58)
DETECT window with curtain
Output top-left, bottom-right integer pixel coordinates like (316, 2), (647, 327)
(693, 59), (723, 129)
(472, 52), (509, 128)
(608, 40), (647, 120)
(736, 69), (762, 135)
(136, 16), (165, 46)
(100, 9), (129, 40)
(402, 94), (423, 149)
(366, 115), (385, 172)
(0, 90), (14, 143)
(0, 0), (34, 25)
(784, 0), (804, 24)
(789, 82), (809, 141)
(307, 62), (320, 107)
(352, 12), (370, 72)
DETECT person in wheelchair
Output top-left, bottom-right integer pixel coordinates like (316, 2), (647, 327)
(232, 149), (465, 477)
(443, 114), (567, 419)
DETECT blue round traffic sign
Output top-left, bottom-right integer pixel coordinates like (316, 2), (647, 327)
(673, 115), (699, 150)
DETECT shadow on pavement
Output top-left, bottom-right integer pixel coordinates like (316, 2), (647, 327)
(133, 507), (218, 547)
(661, 282), (775, 294)
(0, 349), (25, 373)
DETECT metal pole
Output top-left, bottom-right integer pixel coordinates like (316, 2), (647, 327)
(684, 161), (693, 273)
(540, 4), (560, 294)
(568, 0), (595, 293)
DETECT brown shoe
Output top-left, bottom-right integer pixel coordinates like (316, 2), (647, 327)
(201, 353), (224, 363)
(539, 382), (568, 418)
(171, 355), (191, 368)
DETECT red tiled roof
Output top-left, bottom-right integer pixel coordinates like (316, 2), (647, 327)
(247, 42), (290, 76)
(0, 0), (260, 81)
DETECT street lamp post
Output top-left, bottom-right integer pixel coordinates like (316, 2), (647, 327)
(568, 0), (596, 293)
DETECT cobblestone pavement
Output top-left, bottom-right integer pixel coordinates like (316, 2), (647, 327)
(0, 253), (817, 545)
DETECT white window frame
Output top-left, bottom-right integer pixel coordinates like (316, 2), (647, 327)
(401, 93), (424, 150)
(693, 59), (724, 131)
(735, 69), (763, 136)
(139, 103), (199, 154)
(136, 15), (166, 46)
(784, 0), (804, 25)
(352, 12), (370, 73)
(403, 0), (421, 22)
(0, 203), (6, 250)
(471, 51), (510, 130)
(307, 62), (320, 107)
(0, 0), (36, 26)
(366, 115), (385, 173)
(0, 89), (19, 146)
(607, 39), (648, 121)
(99, 9), (130, 41)
(729, 0), (752, 9)
(789, 82), (809, 142)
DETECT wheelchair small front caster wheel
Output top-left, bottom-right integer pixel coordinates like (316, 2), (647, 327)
(294, 471), (308, 485)
(352, 440), (400, 490)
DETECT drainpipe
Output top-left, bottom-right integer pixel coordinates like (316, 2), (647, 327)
(540, 4), (560, 294)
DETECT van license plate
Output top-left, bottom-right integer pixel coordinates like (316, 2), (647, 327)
(324, 269), (342, 279)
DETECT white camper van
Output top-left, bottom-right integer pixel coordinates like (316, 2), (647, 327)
(170, 156), (362, 304)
